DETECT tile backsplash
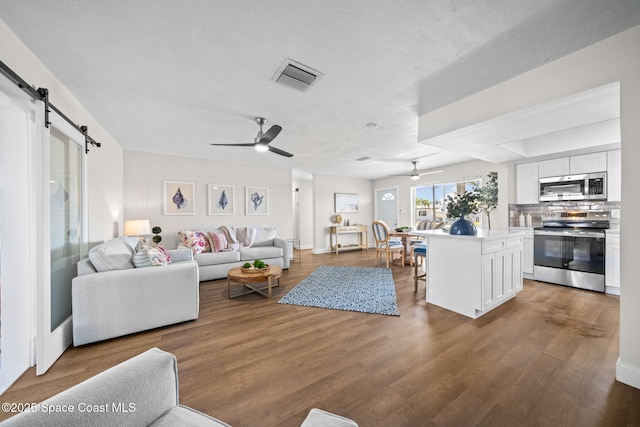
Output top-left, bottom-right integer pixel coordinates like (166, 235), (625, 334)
(508, 201), (621, 228)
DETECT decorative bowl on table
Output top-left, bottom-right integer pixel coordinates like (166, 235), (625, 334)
(241, 265), (270, 273)
(395, 226), (413, 232)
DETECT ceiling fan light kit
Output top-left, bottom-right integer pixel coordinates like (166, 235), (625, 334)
(210, 117), (293, 157)
(390, 160), (443, 180)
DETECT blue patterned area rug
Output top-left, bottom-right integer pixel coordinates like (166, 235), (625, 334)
(279, 265), (400, 316)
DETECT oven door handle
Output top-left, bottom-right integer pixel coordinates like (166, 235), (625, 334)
(534, 230), (605, 238)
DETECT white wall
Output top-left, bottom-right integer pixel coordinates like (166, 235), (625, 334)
(0, 19), (124, 245)
(123, 150), (293, 248)
(293, 179), (314, 250)
(373, 160), (511, 230)
(312, 175), (374, 253)
(417, 26), (640, 389)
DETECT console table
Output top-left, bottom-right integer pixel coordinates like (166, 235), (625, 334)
(329, 225), (368, 254)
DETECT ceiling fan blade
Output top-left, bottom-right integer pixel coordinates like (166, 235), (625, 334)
(268, 145), (294, 158)
(418, 169), (443, 176)
(210, 143), (255, 147)
(259, 125), (282, 144)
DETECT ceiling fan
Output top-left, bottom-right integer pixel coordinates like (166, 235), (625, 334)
(390, 161), (443, 180)
(210, 117), (293, 158)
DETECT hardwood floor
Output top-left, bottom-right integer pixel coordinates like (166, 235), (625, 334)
(2, 250), (639, 426)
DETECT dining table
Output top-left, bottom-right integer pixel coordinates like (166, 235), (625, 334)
(388, 230), (420, 265)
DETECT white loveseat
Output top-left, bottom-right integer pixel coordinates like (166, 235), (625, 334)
(178, 227), (290, 282)
(72, 237), (199, 346)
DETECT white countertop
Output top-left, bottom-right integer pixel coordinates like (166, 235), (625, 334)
(410, 229), (525, 241)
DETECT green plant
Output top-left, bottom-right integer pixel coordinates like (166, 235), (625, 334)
(445, 190), (479, 219)
(477, 171), (498, 229)
(415, 198), (430, 208)
(243, 262), (251, 268)
(253, 259), (266, 269)
(152, 226), (162, 244)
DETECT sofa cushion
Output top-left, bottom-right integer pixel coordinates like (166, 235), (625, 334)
(179, 230), (211, 254)
(253, 227), (277, 246)
(194, 251), (241, 267)
(88, 236), (136, 272)
(240, 246), (283, 261)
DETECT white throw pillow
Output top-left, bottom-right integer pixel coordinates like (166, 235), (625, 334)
(253, 227), (277, 247)
(88, 237), (136, 272)
(235, 226), (257, 248)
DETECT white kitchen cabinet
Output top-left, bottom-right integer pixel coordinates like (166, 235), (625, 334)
(607, 150), (621, 202)
(481, 237), (523, 311)
(570, 152), (608, 174)
(605, 231), (620, 295)
(539, 157), (570, 177)
(515, 162), (539, 204)
(522, 234), (533, 277)
(413, 230), (525, 319)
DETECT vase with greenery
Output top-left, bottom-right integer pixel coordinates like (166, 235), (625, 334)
(477, 171), (498, 230)
(446, 190), (479, 235)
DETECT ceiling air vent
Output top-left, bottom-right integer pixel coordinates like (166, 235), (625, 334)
(272, 59), (323, 92)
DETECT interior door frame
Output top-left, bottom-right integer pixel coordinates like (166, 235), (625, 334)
(374, 186), (400, 229)
(0, 79), (37, 393)
(36, 105), (88, 375)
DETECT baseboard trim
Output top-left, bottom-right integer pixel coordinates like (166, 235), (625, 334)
(616, 358), (640, 390)
(606, 285), (621, 295)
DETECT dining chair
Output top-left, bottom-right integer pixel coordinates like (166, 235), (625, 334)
(412, 242), (427, 292)
(371, 220), (404, 268)
(409, 219), (433, 266)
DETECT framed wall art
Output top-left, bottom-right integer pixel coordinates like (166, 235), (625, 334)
(208, 184), (235, 215)
(163, 180), (195, 215)
(246, 186), (268, 215)
(334, 192), (358, 213)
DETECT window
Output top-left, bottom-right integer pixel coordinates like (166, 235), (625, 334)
(414, 179), (480, 224)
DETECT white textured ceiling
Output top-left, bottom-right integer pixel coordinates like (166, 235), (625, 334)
(0, 1), (639, 180)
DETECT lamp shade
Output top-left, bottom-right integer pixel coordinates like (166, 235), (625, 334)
(124, 219), (151, 236)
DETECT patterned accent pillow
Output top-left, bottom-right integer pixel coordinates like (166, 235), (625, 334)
(207, 230), (228, 253)
(132, 240), (168, 267)
(156, 245), (172, 264)
(178, 230), (211, 254)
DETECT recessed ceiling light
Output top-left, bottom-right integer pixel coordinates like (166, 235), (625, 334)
(366, 122), (378, 129)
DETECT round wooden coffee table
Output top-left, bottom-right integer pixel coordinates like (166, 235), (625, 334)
(227, 265), (282, 299)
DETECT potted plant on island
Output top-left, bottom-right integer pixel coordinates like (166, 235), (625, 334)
(446, 189), (480, 235)
(477, 171), (498, 230)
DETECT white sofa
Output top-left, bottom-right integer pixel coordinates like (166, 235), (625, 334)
(0, 348), (359, 426)
(179, 227), (291, 282)
(72, 238), (199, 346)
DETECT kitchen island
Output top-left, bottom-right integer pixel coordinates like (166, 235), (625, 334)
(410, 229), (525, 319)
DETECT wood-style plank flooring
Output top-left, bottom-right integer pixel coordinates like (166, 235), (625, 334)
(1, 250), (639, 426)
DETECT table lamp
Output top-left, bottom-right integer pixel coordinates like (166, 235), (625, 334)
(124, 219), (151, 240)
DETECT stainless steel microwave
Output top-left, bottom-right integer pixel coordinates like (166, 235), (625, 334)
(539, 172), (607, 202)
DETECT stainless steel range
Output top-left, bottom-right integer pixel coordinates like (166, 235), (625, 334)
(533, 210), (608, 292)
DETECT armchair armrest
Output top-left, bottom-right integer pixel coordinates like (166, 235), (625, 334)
(273, 237), (290, 269)
(1, 348), (180, 426)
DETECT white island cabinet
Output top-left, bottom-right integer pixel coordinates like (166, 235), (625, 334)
(410, 229), (525, 319)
